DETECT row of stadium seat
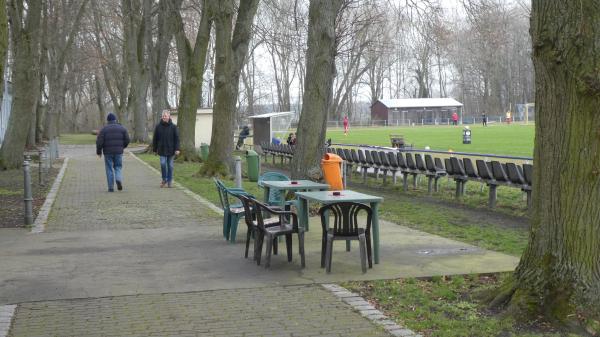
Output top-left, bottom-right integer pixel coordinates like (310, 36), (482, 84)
(326, 147), (532, 208)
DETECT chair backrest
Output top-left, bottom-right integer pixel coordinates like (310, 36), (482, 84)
(213, 178), (227, 210)
(463, 158), (479, 178)
(343, 149), (352, 163)
(387, 151), (399, 168)
(491, 161), (508, 182)
(425, 154), (436, 173)
(357, 149), (367, 164)
(522, 164), (533, 186)
(450, 157), (466, 176)
(415, 154), (426, 171)
(444, 158), (454, 175)
(319, 202), (372, 237)
(434, 158), (444, 171)
(475, 160), (493, 180)
(365, 150), (374, 165)
(258, 171), (290, 204)
(397, 152), (407, 169)
(253, 197), (297, 231)
(237, 193), (257, 229)
(351, 149), (359, 163)
(370, 150), (381, 166)
(506, 162), (524, 184)
(405, 153), (417, 170)
(378, 151), (390, 167)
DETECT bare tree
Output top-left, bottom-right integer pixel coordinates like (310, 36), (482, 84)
(200, 0), (259, 176)
(44, 0), (89, 140)
(0, 0), (42, 169)
(0, 0), (8, 104)
(291, 0), (344, 179)
(171, 0), (213, 161)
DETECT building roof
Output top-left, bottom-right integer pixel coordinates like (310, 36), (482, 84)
(378, 98), (463, 108)
(248, 111), (294, 119)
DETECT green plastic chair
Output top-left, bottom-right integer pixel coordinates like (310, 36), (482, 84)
(257, 171), (291, 207)
(213, 178), (247, 242)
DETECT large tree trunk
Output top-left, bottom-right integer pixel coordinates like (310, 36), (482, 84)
(491, 0), (600, 328)
(290, 0), (343, 179)
(0, 0), (42, 169)
(201, 0), (259, 175)
(0, 0), (7, 109)
(172, 0), (212, 161)
(149, 0), (172, 127)
(123, 0), (150, 143)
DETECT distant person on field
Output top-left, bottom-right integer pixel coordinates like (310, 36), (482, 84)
(482, 112), (487, 127)
(451, 112), (458, 126)
(236, 125), (250, 150)
(343, 115), (349, 135)
(152, 111), (180, 188)
(96, 112), (130, 192)
(505, 110), (512, 124)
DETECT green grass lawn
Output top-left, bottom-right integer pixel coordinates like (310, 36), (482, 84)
(326, 123), (534, 157)
(59, 133), (97, 145)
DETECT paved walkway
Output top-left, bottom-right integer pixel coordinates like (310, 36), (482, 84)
(0, 145), (518, 336)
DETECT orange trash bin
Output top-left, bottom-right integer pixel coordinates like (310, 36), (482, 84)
(321, 153), (344, 190)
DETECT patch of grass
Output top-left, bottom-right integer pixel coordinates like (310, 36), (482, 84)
(0, 187), (21, 196)
(137, 153), (264, 206)
(59, 133), (97, 145)
(342, 275), (566, 337)
(327, 124), (534, 157)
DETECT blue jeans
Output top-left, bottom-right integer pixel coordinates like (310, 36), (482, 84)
(159, 155), (174, 183)
(104, 154), (123, 191)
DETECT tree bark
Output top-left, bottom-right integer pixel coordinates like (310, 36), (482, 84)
(492, 0), (600, 327)
(123, 0), (150, 143)
(172, 0), (212, 161)
(0, 0), (7, 106)
(0, 0), (42, 169)
(290, 0), (343, 179)
(201, 0), (259, 175)
(149, 0), (172, 127)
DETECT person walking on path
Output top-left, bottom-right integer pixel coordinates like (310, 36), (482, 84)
(343, 115), (349, 135)
(482, 112), (487, 126)
(152, 111), (180, 188)
(451, 112), (458, 126)
(96, 112), (130, 192)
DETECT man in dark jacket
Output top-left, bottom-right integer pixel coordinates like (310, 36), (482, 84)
(96, 112), (130, 192)
(152, 111), (180, 188)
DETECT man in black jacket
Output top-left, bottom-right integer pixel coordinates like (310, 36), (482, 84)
(96, 112), (130, 192)
(152, 111), (180, 188)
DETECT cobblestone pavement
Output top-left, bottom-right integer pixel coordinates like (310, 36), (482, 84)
(9, 285), (387, 337)
(5, 146), (390, 337)
(46, 146), (216, 231)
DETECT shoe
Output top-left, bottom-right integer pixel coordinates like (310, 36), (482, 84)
(167, 182), (172, 188)
(160, 181), (166, 188)
(116, 181), (122, 191)
(108, 189), (114, 192)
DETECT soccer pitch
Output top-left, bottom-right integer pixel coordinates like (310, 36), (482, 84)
(326, 123), (535, 157)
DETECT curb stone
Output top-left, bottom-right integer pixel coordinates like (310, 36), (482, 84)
(0, 305), (16, 337)
(321, 284), (423, 337)
(31, 158), (69, 234)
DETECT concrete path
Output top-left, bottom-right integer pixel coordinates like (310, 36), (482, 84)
(0, 145), (518, 337)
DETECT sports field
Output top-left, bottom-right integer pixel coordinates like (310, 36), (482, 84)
(326, 123), (535, 157)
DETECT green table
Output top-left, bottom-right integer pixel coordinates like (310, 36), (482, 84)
(295, 190), (383, 264)
(260, 180), (330, 208)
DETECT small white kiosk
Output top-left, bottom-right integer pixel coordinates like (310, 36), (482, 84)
(169, 108), (213, 147)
